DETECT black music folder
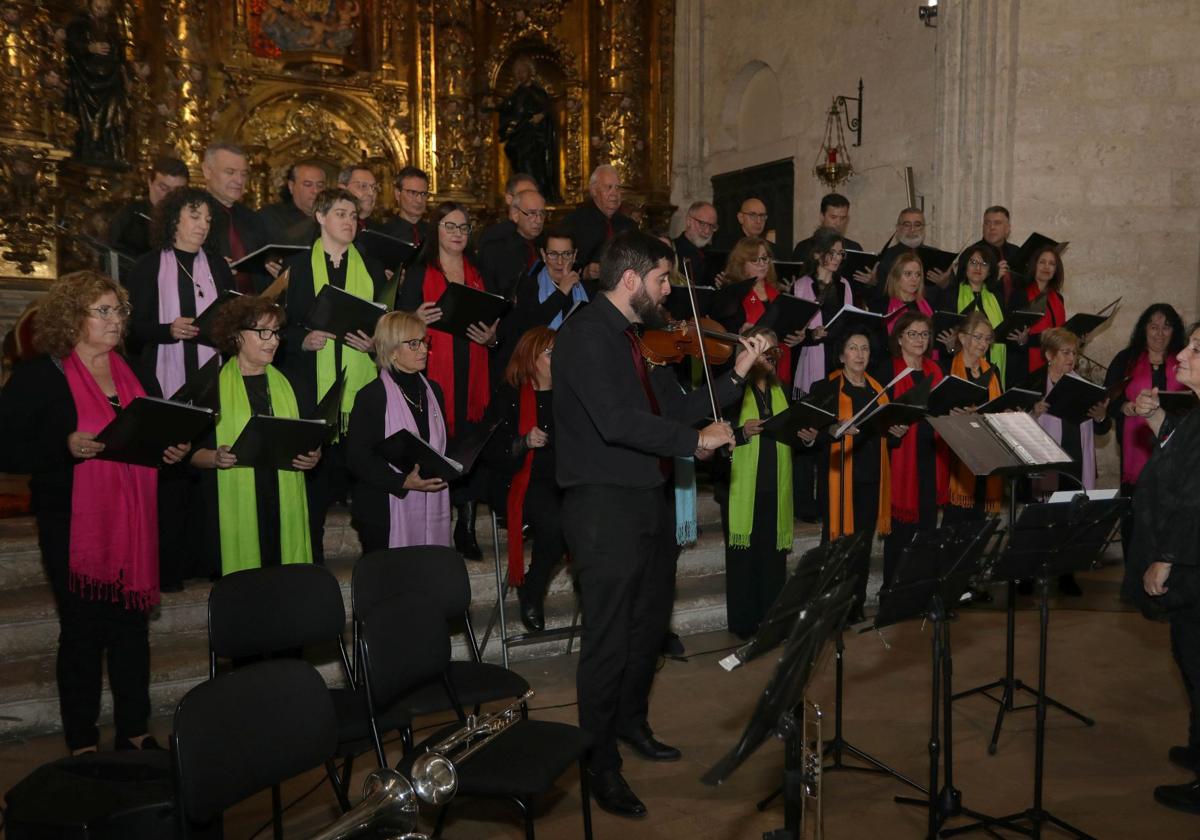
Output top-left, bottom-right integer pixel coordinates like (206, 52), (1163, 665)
(705, 278), (755, 323)
(229, 243), (308, 275)
(313, 368), (346, 431)
(375, 429), (465, 482)
(666, 284), (716, 321)
(1044, 372), (1107, 424)
(927, 411), (1071, 477)
(996, 308), (1045, 343)
(192, 290), (244, 346)
(755, 293), (820, 338)
(840, 249), (878, 278)
(358, 228), (419, 270)
(304, 284), (387, 341)
(445, 416), (501, 475)
(978, 387), (1042, 414)
(837, 374), (932, 437)
(926, 375), (990, 416)
(229, 416), (330, 470)
(168, 355), (222, 412)
(94, 397), (216, 468)
(430, 283), (512, 339)
(823, 303), (884, 332)
(1158, 390), (1200, 415)
(1062, 297), (1120, 338)
(934, 309), (969, 338)
(1010, 232), (1067, 279)
(761, 393), (837, 445)
(772, 258), (810, 284)
(916, 245), (959, 275)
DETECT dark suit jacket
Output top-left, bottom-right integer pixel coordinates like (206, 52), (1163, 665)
(559, 202), (637, 269)
(380, 216), (433, 250)
(107, 198), (153, 258)
(257, 201), (318, 247)
(203, 196), (270, 292)
(477, 220), (541, 298)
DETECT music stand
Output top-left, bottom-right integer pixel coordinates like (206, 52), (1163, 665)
(703, 576), (859, 840)
(943, 496), (1126, 840)
(928, 412), (1089, 755)
(875, 520), (1023, 838)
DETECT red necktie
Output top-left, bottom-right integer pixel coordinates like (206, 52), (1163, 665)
(526, 239), (538, 269)
(412, 223), (421, 247)
(225, 206), (252, 293)
(604, 216), (614, 240)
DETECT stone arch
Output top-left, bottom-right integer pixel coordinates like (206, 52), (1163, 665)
(719, 60), (782, 152)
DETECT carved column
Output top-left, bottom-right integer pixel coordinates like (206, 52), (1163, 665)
(161, 0), (213, 171)
(427, 0), (479, 201)
(595, 0), (648, 194)
(930, 0), (1022, 248)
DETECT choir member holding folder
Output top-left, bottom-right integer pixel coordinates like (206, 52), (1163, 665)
(281, 187), (386, 564)
(346, 311), (451, 553)
(722, 237), (805, 382)
(190, 296), (319, 575)
(942, 311), (1004, 524)
(791, 227), (853, 395)
(0, 271), (192, 754)
(937, 244), (1009, 384)
(125, 185), (234, 589)
(399, 201), (499, 560)
(878, 310), (948, 589)
(1019, 245), (1067, 374)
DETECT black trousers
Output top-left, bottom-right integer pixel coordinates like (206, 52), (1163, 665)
(521, 478), (566, 602)
(563, 484), (676, 772)
(355, 519), (390, 556)
(793, 448), (819, 520)
(1171, 611), (1200, 750)
(819, 479), (879, 613)
(1119, 481), (1136, 570)
(306, 439), (350, 565)
(157, 467), (212, 586)
(38, 513), (151, 751)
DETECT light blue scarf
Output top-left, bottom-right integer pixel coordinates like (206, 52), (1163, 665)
(537, 266), (588, 330)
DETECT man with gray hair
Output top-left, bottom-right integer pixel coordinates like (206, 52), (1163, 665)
(673, 199), (718, 285)
(337, 164), (380, 232)
(201, 141), (271, 292)
(561, 163), (637, 280)
(478, 187), (547, 299)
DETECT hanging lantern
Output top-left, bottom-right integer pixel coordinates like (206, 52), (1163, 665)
(813, 98), (854, 190)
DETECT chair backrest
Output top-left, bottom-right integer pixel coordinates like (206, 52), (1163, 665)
(358, 593), (451, 711)
(352, 546), (471, 621)
(208, 564), (346, 664)
(172, 659), (337, 824)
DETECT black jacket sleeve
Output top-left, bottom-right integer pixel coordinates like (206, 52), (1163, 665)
(346, 377), (412, 500)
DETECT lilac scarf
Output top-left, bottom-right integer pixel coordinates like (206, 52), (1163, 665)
(792, 275), (851, 394)
(1035, 374), (1096, 496)
(382, 371), (451, 548)
(156, 249), (217, 398)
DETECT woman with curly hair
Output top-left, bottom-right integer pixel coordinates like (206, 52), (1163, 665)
(189, 295), (320, 575)
(124, 184), (235, 588)
(0, 271), (191, 753)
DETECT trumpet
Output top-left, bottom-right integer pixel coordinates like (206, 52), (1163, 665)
(409, 689), (535, 805)
(306, 768), (427, 840)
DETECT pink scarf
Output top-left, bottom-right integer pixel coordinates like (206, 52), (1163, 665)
(382, 371), (451, 548)
(1122, 352), (1179, 484)
(792, 275), (851, 394)
(64, 351), (159, 611)
(155, 249), (217, 398)
(885, 296), (933, 332)
(1035, 373), (1096, 496)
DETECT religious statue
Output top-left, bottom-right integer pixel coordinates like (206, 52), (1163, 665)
(497, 58), (561, 203)
(64, 0), (130, 166)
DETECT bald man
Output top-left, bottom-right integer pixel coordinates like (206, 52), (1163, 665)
(258, 160), (325, 246)
(736, 197), (769, 240)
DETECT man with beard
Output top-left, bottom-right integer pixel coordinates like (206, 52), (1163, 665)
(871, 207), (953, 302)
(673, 200), (719, 285)
(553, 230), (769, 817)
(561, 164), (638, 281)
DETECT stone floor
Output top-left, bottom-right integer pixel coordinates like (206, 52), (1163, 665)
(1, 562), (1197, 838)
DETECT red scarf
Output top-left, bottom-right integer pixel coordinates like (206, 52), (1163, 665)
(505, 383), (538, 585)
(1027, 287), (1064, 371)
(64, 351), (160, 611)
(421, 261), (490, 436)
(741, 283), (792, 382)
(890, 356), (949, 523)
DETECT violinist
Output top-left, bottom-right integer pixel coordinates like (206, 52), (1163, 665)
(552, 230), (768, 817)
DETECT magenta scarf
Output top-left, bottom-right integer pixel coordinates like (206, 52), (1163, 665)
(1035, 373), (1096, 497)
(381, 371), (451, 548)
(1122, 352), (1179, 484)
(155, 249), (217, 398)
(885, 296), (933, 332)
(792, 275), (851, 394)
(64, 351), (159, 611)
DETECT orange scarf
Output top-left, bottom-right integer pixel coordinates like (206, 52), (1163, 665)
(827, 370), (892, 538)
(948, 354), (1003, 512)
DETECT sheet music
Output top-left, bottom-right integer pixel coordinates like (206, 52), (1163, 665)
(834, 366), (915, 438)
(983, 412), (1070, 466)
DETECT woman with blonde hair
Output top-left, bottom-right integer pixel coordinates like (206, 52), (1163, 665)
(347, 310), (451, 553)
(720, 236), (803, 382)
(942, 310), (1004, 524)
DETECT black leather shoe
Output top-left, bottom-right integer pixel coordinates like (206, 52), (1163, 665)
(662, 632), (685, 657)
(454, 502), (483, 561)
(586, 769), (646, 818)
(115, 735), (164, 751)
(618, 724), (682, 761)
(1058, 573), (1083, 597)
(518, 587), (544, 632)
(1170, 745), (1200, 772)
(1155, 780), (1200, 814)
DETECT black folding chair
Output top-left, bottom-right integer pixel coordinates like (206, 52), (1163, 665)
(206, 564), (409, 829)
(352, 547), (530, 728)
(171, 659), (339, 838)
(358, 593), (593, 839)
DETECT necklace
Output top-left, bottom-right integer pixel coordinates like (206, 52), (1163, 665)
(177, 255), (203, 299)
(401, 383), (424, 412)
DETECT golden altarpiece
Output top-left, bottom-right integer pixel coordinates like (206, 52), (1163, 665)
(0, 0), (675, 337)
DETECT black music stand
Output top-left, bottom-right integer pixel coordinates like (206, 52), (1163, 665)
(702, 576), (859, 840)
(876, 520), (1024, 839)
(928, 413), (1088, 755)
(944, 496), (1125, 840)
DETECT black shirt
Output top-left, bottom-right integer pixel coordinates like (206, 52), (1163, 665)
(551, 294), (741, 489)
(107, 198), (153, 258)
(476, 219), (541, 299)
(258, 201), (318, 247)
(559, 202), (637, 269)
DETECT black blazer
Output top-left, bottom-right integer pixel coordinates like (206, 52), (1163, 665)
(476, 220), (540, 299)
(203, 197), (270, 290)
(559, 202), (637, 269)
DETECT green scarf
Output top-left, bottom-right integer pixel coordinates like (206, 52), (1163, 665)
(216, 360), (313, 575)
(729, 382), (793, 551)
(957, 283), (1007, 384)
(312, 240), (377, 435)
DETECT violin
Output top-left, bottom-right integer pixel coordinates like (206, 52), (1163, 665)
(636, 317), (742, 367)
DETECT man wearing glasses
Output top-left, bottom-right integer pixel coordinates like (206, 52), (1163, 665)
(735, 196), (770, 241)
(478, 188), (547, 299)
(497, 229), (585, 374)
(673, 200), (719, 286)
(382, 165), (433, 248)
(337, 165), (381, 234)
(873, 207), (952, 300)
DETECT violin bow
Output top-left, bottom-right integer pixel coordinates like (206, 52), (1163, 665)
(680, 259), (723, 426)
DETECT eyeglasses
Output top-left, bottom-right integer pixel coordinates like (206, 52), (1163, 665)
(402, 337), (432, 351)
(689, 216), (718, 232)
(967, 258), (989, 269)
(544, 249), (576, 261)
(401, 188), (430, 199)
(902, 330), (931, 340)
(515, 207), (546, 220)
(741, 211), (768, 221)
(243, 327), (282, 341)
(350, 181), (380, 193)
(87, 304), (131, 320)
(440, 221), (472, 235)
(747, 255), (771, 265)
(965, 332), (993, 344)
